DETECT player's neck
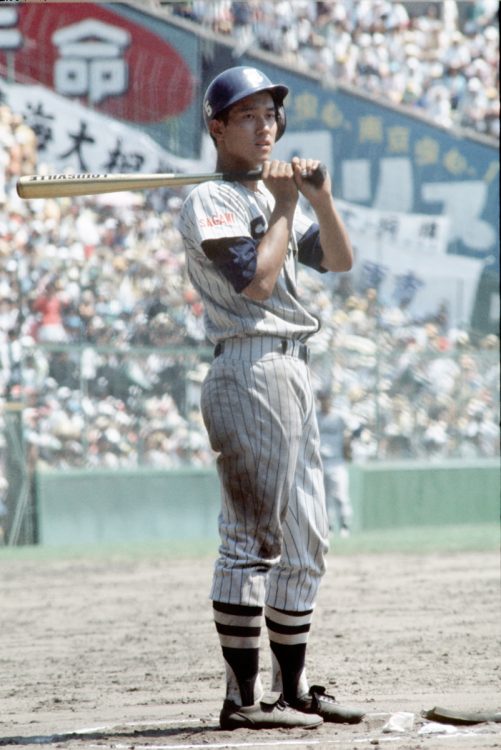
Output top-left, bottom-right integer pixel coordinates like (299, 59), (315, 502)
(217, 156), (261, 191)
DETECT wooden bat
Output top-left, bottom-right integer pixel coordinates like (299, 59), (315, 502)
(16, 164), (326, 200)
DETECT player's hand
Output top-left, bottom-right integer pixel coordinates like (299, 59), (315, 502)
(261, 160), (298, 206)
(292, 157), (332, 203)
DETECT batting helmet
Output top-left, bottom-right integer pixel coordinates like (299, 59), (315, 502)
(203, 66), (289, 141)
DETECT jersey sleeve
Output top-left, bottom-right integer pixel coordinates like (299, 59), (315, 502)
(297, 224), (326, 273)
(294, 203), (327, 273)
(189, 182), (251, 242)
(182, 182), (258, 293)
(202, 237), (257, 293)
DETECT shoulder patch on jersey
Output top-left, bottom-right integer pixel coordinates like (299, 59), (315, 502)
(199, 211), (236, 229)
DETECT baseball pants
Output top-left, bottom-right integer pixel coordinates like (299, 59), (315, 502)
(201, 336), (329, 612)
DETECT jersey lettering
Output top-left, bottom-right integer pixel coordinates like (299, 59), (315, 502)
(199, 211), (236, 229)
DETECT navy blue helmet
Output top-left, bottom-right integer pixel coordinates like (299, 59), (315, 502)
(203, 66), (289, 140)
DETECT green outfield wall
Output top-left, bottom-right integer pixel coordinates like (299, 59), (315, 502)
(35, 468), (222, 546)
(348, 459), (500, 532)
(35, 460), (500, 546)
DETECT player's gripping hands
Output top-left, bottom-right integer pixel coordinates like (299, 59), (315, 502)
(260, 157), (330, 205)
(260, 159), (300, 208)
(291, 156), (332, 205)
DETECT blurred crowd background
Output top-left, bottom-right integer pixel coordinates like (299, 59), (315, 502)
(170, 0), (499, 138)
(0, 0), (499, 511)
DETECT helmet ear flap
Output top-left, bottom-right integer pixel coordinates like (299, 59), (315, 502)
(276, 104), (286, 141)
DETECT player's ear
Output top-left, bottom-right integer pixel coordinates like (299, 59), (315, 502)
(209, 118), (225, 144)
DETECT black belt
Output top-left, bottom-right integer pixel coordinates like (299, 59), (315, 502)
(214, 337), (309, 363)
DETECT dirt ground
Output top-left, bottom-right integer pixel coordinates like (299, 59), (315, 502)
(1, 547), (500, 750)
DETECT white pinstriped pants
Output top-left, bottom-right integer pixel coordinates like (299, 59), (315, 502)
(201, 337), (329, 612)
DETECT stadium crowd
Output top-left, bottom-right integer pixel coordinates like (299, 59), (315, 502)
(1, 101), (499, 482)
(171, 0), (499, 138)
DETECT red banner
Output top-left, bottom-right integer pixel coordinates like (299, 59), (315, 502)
(1, 4), (194, 123)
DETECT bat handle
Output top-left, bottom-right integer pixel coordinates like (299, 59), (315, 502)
(226, 163), (327, 187)
(303, 162), (327, 188)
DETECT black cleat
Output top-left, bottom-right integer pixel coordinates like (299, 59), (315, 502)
(289, 685), (365, 724)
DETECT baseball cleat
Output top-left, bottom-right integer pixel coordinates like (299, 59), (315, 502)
(289, 685), (365, 723)
(219, 692), (323, 730)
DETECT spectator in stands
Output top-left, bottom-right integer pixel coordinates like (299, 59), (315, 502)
(31, 277), (70, 343)
(231, 1), (255, 57)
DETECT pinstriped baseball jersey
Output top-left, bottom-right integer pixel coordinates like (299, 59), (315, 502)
(179, 179), (321, 343)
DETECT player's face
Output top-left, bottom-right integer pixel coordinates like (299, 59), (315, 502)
(216, 92), (278, 168)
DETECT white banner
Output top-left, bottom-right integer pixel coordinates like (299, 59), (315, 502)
(334, 199), (484, 326)
(1, 80), (209, 175)
(337, 198), (450, 257)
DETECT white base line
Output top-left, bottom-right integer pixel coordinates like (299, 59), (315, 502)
(87, 733), (486, 750)
(93, 740), (398, 750)
(77, 719), (199, 733)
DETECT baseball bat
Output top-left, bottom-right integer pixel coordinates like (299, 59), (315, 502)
(16, 164), (326, 200)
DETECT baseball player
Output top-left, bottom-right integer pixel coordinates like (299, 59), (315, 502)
(179, 66), (364, 730)
(317, 389), (361, 536)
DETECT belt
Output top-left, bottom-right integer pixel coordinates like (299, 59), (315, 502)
(214, 336), (309, 363)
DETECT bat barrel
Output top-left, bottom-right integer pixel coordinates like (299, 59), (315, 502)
(16, 172), (206, 199)
(16, 163), (326, 199)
